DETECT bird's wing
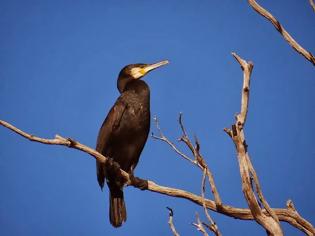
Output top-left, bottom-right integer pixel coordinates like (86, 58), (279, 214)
(96, 94), (128, 189)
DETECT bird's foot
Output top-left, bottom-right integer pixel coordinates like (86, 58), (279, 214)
(106, 158), (122, 177)
(129, 174), (148, 190)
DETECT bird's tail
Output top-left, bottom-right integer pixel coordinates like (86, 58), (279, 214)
(109, 188), (127, 227)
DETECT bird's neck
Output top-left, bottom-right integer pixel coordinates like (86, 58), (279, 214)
(125, 80), (150, 98)
(118, 76), (150, 96)
(117, 76), (133, 93)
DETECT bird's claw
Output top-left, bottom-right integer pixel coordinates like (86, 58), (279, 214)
(106, 158), (121, 177)
(129, 174), (148, 190)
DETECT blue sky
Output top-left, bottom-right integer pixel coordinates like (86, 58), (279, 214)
(0, 0), (314, 235)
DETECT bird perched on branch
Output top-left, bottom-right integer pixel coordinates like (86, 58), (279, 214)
(96, 60), (169, 227)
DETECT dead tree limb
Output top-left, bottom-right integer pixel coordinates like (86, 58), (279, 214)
(152, 114), (313, 235)
(200, 169), (222, 236)
(192, 212), (209, 236)
(153, 115), (222, 235)
(152, 114), (222, 208)
(154, 116), (222, 235)
(167, 207), (180, 236)
(0, 119), (314, 235)
(248, 0), (315, 66)
(225, 53), (283, 235)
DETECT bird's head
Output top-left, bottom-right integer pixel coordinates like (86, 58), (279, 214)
(117, 60), (169, 92)
(120, 60), (169, 80)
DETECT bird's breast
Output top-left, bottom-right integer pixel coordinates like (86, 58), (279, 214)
(119, 96), (149, 130)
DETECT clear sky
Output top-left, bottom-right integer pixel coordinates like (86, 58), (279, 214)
(0, 1), (314, 235)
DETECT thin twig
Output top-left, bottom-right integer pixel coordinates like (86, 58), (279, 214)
(167, 207), (180, 236)
(178, 113), (196, 156)
(151, 116), (195, 164)
(192, 212), (209, 236)
(248, 0), (315, 66)
(201, 169), (222, 236)
(1, 119), (314, 235)
(178, 114), (222, 207)
(179, 112), (188, 137)
(153, 114), (222, 207)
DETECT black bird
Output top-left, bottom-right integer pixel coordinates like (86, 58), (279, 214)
(96, 60), (169, 227)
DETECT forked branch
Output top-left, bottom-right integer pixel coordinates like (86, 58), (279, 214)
(199, 169), (222, 236)
(152, 114), (222, 208)
(225, 53), (283, 235)
(192, 212), (209, 236)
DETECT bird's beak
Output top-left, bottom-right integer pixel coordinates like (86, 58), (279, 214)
(143, 60), (169, 74)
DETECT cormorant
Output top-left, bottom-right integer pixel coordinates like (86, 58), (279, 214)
(96, 60), (169, 227)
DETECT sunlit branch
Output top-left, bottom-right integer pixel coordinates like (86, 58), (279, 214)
(225, 53), (283, 236)
(1, 119), (314, 235)
(248, 0), (315, 66)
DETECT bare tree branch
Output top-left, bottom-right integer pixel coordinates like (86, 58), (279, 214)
(151, 116), (195, 165)
(155, 118), (222, 235)
(167, 207), (180, 236)
(178, 115), (222, 208)
(192, 212), (209, 236)
(0, 120), (129, 184)
(225, 53), (283, 236)
(231, 52), (253, 128)
(1, 119), (314, 235)
(200, 169), (222, 236)
(310, 0), (315, 12)
(248, 0), (315, 66)
(153, 114), (222, 207)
